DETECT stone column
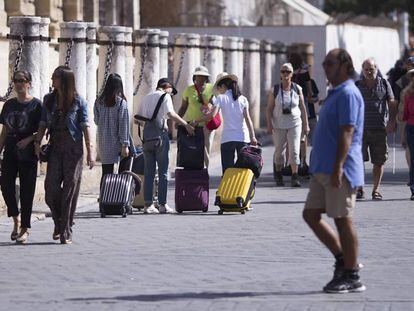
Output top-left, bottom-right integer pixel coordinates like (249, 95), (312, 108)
(124, 27), (134, 116)
(273, 42), (287, 84)
(39, 17), (50, 100)
(0, 0), (9, 35)
(237, 37), (244, 91)
(9, 16), (41, 99)
(35, 0), (63, 38)
(201, 35), (223, 83)
(271, 42), (279, 85)
(173, 33), (201, 111)
(223, 36), (239, 75)
(97, 26), (128, 98)
(132, 29), (160, 143)
(86, 22), (97, 148)
(59, 21), (87, 99)
(261, 40), (272, 127)
(159, 30), (169, 79)
(244, 38), (261, 128)
(62, 0), (83, 21)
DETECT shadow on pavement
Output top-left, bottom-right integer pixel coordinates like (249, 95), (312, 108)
(0, 242), (58, 246)
(68, 290), (322, 302)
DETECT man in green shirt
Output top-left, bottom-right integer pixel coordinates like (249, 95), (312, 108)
(178, 66), (215, 168)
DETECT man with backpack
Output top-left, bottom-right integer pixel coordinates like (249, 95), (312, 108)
(135, 78), (194, 214)
(355, 58), (397, 200)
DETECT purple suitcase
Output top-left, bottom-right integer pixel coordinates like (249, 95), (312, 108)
(175, 168), (209, 213)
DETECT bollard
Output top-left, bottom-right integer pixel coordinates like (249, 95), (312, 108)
(86, 22), (97, 152)
(39, 17), (50, 100)
(132, 28), (160, 144)
(97, 26), (130, 98)
(201, 35), (223, 83)
(124, 27), (134, 116)
(159, 30), (169, 79)
(8, 16), (42, 99)
(261, 40), (273, 127)
(59, 21), (88, 99)
(223, 36), (239, 75)
(173, 33), (201, 111)
(244, 38), (261, 128)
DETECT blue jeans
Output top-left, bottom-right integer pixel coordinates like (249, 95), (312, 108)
(143, 131), (170, 206)
(406, 125), (414, 193)
(220, 141), (248, 174)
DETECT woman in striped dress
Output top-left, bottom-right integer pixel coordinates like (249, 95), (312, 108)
(94, 73), (133, 182)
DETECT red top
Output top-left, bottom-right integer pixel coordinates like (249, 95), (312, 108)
(403, 93), (414, 125)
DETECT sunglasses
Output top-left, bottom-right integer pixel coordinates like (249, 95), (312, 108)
(280, 70), (292, 74)
(13, 78), (28, 83)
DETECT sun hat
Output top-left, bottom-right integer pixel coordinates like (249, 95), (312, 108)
(192, 65), (210, 77)
(213, 72), (238, 90)
(280, 62), (294, 72)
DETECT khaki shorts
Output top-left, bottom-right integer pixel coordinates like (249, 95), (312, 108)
(304, 174), (356, 218)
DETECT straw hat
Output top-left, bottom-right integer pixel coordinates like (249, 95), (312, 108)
(192, 65), (210, 77)
(213, 72), (238, 90)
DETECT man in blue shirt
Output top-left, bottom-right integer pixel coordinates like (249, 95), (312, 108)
(303, 49), (366, 293)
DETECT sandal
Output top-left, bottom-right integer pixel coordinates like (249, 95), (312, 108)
(372, 191), (383, 201)
(356, 188), (365, 200)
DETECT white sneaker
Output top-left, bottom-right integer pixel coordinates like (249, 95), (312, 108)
(158, 204), (174, 214)
(143, 205), (159, 214)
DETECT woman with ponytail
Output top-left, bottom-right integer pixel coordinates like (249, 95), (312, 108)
(202, 73), (257, 173)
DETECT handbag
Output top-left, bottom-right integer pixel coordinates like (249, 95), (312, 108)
(39, 143), (51, 163)
(194, 84), (221, 131)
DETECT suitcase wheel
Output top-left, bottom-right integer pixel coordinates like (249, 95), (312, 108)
(176, 209), (182, 214)
(241, 210), (245, 215)
(122, 213), (127, 218)
(218, 210), (223, 215)
(236, 197), (244, 208)
(100, 213), (106, 218)
(202, 209), (208, 213)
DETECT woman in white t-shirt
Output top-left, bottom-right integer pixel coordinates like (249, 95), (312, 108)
(265, 63), (309, 187)
(203, 73), (257, 173)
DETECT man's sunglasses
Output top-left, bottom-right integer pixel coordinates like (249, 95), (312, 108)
(280, 70), (292, 74)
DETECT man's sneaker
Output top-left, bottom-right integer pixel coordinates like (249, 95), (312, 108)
(143, 205), (159, 214)
(356, 187), (364, 200)
(291, 173), (301, 187)
(158, 204), (174, 214)
(323, 275), (366, 293)
(274, 171), (284, 186)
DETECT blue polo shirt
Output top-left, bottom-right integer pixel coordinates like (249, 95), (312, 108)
(310, 79), (364, 188)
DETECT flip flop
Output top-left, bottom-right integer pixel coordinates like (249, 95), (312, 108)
(372, 191), (383, 201)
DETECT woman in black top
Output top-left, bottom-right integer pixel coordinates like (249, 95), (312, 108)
(0, 70), (42, 244)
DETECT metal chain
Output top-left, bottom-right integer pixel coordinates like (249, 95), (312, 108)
(0, 35), (24, 102)
(243, 50), (248, 80)
(97, 41), (114, 97)
(133, 42), (148, 96)
(64, 39), (74, 67)
(223, 50), (228, 72)
(174, 48), (187, 86)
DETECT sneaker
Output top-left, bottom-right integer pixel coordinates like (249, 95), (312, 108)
(274, 171), (284, 186)
(323, 274), (366, 293)
(158, 204), (174, 214)
(16, 230), (29, 244)
(143, 205), (159, 214)
(356, 187), (365, 200)
(291, 173), (301, 187)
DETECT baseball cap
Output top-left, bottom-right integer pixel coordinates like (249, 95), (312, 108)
(156, 78), (177, 95)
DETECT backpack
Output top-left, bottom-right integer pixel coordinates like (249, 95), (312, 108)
(355, 78), (389, 100)
(134, 93), (167, 152)
(273, 83), (300, 99)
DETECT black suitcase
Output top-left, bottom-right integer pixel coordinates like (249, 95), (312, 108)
(176, 125), (204, 169)
(99, 157), (141, 218)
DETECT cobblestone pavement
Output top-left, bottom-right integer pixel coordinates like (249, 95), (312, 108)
(0, 144), (413, 311)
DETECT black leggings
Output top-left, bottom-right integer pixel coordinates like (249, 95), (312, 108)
(1, 152), (38, 229)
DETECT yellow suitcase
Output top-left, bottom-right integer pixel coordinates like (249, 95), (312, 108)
(215, 168), (255, 214)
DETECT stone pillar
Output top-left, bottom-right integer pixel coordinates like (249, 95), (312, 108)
(5, 0), (35, 17)
(86, 22), (97, 147)
(84, 0), (100, 24)
(132, 28), (160, 144)
(124, 27), (134, 116)
(237, 37), (244, 90)
(201, 35), (223, 83)
(97, 26), (128, 98)
(0, 0), (9, 35)
(261, 40), (272, 127)
(223, 36), (239, 75)
(59, 22), (87, 99)
(271, 42), (280, 85)
(35, 0), (63, 38)
(39, 18), (50, 100)
(159, 30), (169, 79)
(173, 33), (201, 111)
(9, 16), (41, 99)
(244, 38), (261, 128)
